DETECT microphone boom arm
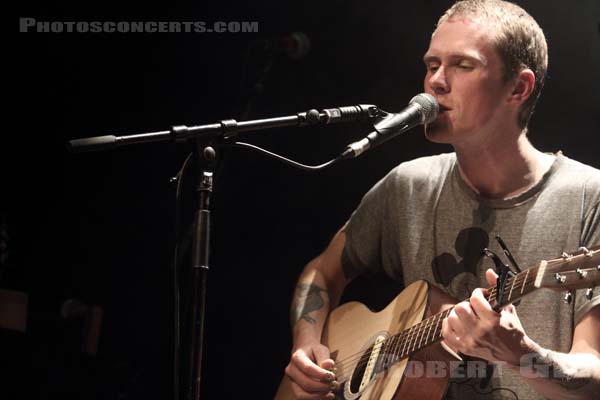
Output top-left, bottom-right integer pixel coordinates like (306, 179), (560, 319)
(67, 105), (379, 153)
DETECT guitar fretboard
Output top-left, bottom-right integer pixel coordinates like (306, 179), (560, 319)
(373, 264), (541, 372)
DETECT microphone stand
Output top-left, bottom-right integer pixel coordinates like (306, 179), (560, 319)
(187, 142), (215, 400)
(68, 104), (378, 400)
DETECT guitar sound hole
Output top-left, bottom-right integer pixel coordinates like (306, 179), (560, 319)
(349, 347), (374, 393)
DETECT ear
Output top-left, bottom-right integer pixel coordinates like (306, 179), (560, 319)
(509, 68), (535, 106)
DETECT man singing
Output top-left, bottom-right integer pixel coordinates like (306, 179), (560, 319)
(284, 1), (600, 399)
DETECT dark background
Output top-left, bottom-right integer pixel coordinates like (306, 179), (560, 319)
(4, 0), (599, 399)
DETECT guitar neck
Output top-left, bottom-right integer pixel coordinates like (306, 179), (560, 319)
(326, 245), (600, 393)
(383, 264), (543, 362)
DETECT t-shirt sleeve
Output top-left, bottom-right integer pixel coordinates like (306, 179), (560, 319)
(574, 180), (600, 325)
(341, 170), (396, 279)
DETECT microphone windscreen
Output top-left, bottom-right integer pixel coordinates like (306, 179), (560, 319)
(281, 32), (311, 59)
(409, 93), (439, 124)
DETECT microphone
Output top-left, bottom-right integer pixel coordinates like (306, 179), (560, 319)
(266, 32), (311, 59)
(341, 93), (439, 159)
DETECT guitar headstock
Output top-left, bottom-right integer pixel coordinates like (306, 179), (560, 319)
(534, 246), (599, 299)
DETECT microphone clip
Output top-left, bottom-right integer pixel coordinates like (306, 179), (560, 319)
(340, 93), (439, 160)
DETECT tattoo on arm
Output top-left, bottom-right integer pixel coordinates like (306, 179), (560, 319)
(291, 283), (327, 328)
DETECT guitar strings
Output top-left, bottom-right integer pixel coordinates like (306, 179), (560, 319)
(338, 279), (540, 383)
(331, 282), (530, 384)
(327, 258), (596, 385)
(327, 269), (542, 384)
(331, 308), (452, 383)
(331, 287), (498, 379)
(331, 280), (503, 371)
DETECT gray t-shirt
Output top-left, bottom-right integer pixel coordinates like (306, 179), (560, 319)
(342, 152), (600, 400)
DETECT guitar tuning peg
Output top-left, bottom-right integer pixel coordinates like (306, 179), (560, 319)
(555, 273), (566, 284)
(586, 288), (594, 300)
(563, 291), (573, 304)
(578, 246), (593, 257)
(576, 268), (588, 279)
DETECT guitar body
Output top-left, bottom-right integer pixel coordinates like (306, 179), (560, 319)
(275, 246), (600, 399)
(275, 280), (460, 400)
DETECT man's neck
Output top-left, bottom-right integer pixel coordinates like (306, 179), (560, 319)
(454, 133), (555, 199)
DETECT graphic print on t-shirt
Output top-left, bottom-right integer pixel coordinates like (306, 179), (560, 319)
(431, 202), (496, 299)
(431, 227), (488, 295)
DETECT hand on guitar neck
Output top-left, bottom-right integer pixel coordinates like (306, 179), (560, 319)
(278, 245), (600, 400)
(440, 268), (536, 367)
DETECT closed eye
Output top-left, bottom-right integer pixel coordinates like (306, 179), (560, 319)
(426, 64), (440, 73)
(457, 64), (474, 70)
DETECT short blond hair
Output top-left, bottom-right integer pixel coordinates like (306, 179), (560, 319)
(438, 0), (548, 128)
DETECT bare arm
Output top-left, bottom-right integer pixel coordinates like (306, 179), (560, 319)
(290, 229), (349, 342)
(285, 229), (352, 400)
(443, 269), (600, 400)
(513, 305), (600, 400)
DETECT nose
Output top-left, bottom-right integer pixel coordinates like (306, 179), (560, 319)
(428, 66), (449, 94)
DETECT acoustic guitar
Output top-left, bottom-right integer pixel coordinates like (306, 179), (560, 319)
(275, 246), (600, 400)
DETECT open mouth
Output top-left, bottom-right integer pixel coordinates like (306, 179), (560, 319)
(439, 104), (451, 112)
